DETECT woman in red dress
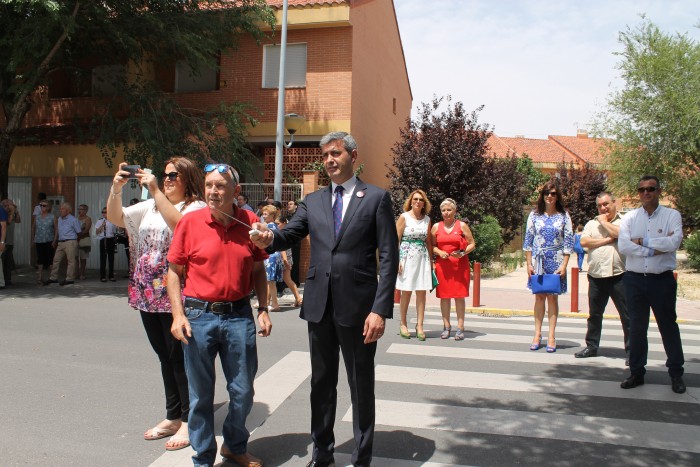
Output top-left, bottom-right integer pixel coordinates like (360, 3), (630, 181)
(431, 198), (476, 341)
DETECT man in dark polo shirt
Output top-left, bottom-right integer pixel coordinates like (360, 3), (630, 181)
(167, 163), (272, 467)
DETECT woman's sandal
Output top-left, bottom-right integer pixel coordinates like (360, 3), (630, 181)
(546, 339), (557, 353)
(293, 299), (303, 307)
(399, 324), (410, 339)
(440, 327), (452, 339)
(454, 328), (465, 341)
(530, 337), (542, 351)
(415, 327), (426, 341)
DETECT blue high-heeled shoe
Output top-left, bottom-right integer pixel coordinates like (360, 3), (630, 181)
(530, 337), (542, 351)
(546, 340), (556, 353)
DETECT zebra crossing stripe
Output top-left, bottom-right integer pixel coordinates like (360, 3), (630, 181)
(149, 351), (311, 467)
(399, 327), (700, 354)
(376, 364), (698, 403)
(344, 399), (700, 454)
(387, 343), (700, 375)
(413, 316), (700, 342)
(334, 452), (469, 466)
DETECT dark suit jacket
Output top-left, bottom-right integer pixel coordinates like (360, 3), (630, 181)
(271, 178), (399, 327)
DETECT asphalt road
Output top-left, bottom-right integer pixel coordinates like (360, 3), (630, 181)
(1, 282), (699, 466)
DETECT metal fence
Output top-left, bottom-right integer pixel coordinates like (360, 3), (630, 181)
(239, 183), (304, 207)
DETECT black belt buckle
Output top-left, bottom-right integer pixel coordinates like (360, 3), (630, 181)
(209, 302), (232, 314)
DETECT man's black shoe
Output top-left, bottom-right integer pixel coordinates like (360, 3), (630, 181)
(305, 460), (335, 467)
(59, 280), (74, 286)
(620, 374), (644, 389)
(671, 376), (686, 394)
(625, 357), (630, 366)
(574, 346), (597, 358)
(43, 279), (58, 285)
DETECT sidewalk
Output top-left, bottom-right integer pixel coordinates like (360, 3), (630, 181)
(425, 261), (700, 323)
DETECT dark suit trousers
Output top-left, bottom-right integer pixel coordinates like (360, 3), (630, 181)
(308, 299), (377, 467)
(99, 237), (115, 279)
(624, 271), (684, 378)
(586, 274), (630, 352)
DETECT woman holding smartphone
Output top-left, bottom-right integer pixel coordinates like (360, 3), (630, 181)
(431, 198), (475, 341)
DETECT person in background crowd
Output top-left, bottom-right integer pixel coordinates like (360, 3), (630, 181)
(45, 202), (82, 286)
(574, 224), (586, 271)
(575, 192), (630, 362)
(237, 193), (254, 212)
(286, 200), (301, 286)
(277, 213), (304, 307)
(168, 162), (271, 467)
(618, 175), (686, 394)
(431, 198), (475, 341)
(254, 200), (268, 218)
(523, 182), (574, 353)
(1, 199), (20, 286)
(107, 158), (206, 451)
(115, 198), (140, 277)
(76, 204), (92, 280)
(396, 190), (433, 341)
(0, 201), (7, 289)
(32, 192), (47, 218)
(33, 199), (56, 284)
(95, 206), (117, 282)
(260, 205), (283, 312)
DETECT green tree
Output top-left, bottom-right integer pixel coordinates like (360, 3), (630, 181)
(593, 18), (700, 225)
(556, 162), (607, 229)
(517, 154), (548, 204)
(388, 96), (530, 245)
(470, 215), (503, 267)
(0, 0), (275, 199)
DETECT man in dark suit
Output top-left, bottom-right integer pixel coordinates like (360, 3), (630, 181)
(252, 132), (399, 467)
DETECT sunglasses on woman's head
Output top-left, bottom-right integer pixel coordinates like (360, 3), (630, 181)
(162, 171), (178, 181)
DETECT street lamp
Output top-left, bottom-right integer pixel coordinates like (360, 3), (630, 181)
(283, 113), (305, 148)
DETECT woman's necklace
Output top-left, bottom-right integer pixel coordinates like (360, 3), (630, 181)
(443, 219), (456, 231)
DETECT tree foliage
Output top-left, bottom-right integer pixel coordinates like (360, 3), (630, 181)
(556, 162), (608, 229)
(0, 0), (276, 198)
(517, 154), (548, 204)
(388, 96), (530, 245)
(470, 215), (503, 267)
(593, 18), (700, 225)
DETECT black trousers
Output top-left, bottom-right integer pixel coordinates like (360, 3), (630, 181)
(586, 274), (630, 351)
(140, 311), (190, 421)
(291, 241), (301, 286)
(99, 238), (115, 279)
(308, 299), (376, 467)
(1, 244), (14, 284)
(624, 271), (684, 378)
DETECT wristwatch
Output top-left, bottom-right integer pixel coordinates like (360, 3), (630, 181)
(257, 306), (269, 312)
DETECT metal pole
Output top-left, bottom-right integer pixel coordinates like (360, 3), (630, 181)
(472, 262), (481, 307)
(571, 267), (579, 312)
(273, 0), (289, 202)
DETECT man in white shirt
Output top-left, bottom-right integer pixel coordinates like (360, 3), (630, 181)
(95, 206), (117, 282)
(576, 192), (630, 362)
(618, 176), (685, 394)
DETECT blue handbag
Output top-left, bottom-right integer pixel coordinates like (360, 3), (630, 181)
(530, 274), (561, 295)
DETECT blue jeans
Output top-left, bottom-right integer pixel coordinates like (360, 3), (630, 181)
(182, 299), (258, 467)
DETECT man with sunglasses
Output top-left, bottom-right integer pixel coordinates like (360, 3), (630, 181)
(251, 132), (399, 467)
(618, 175), (685, 394)
(167, 163), (271, 467)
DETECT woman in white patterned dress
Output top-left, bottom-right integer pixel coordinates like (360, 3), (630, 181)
(395, 189), (433, 341)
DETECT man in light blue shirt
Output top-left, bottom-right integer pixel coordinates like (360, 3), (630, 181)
(618, 175), (685, 394)
(45, 202), (82, 286)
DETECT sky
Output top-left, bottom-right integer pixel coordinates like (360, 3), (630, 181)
(394, 0), (700, 139)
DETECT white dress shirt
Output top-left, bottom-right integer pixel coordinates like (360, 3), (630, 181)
(618, 205), (682, 274)
(331, 175), (357, 221)
(95, 217), (116, 240)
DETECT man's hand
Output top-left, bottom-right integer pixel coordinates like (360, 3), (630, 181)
(363, 312), (386, 344)
(597, 214), (608, 225)
(171, 314), (192, 344)
(250, 222), (274, 249)
(257, 311), (272, 337)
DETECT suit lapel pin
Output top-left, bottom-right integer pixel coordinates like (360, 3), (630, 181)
(356, 191), (365, 198)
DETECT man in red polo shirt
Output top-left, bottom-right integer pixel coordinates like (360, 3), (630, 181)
(167, 163), (271, 467)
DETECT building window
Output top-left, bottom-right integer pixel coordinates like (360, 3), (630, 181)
(262, 43), (307, 88)
(92, 64), (126, 97)
(175, 60), (218, 93)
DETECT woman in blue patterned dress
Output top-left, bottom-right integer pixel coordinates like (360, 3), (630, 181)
(261, 205), (284, 311)
(523, 182), (574, 353)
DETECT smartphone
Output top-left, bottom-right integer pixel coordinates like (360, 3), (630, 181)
(123, 165), (141, 179)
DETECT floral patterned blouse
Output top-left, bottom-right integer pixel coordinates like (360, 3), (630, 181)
(523, 210), (575, 293)
(34, 214), (55, 243)
(123, 199), (206, 313)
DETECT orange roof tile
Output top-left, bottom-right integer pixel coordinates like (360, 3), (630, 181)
(548, 135), (608, 164)
(488, 135), (578, 164)
(265, 0), (346, 7)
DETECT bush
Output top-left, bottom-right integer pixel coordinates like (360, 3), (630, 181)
(684, 231), (700, 270)
(470, 215), (503, 267)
